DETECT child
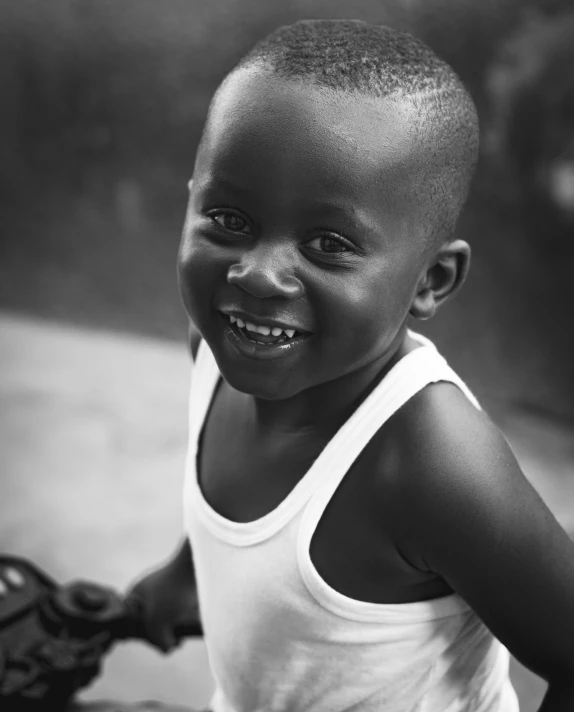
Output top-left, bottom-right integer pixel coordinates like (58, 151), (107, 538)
(129, 20), (574, 712)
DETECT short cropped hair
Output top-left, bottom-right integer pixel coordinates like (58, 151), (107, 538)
(229, 19), (479, 246)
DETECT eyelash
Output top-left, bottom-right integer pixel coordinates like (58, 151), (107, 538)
(304, 235), (354, 256)
(208, 210), (249, 232)
(207, 209), (357, 257)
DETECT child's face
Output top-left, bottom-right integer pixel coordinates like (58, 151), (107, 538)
(178, 69), (431, 399)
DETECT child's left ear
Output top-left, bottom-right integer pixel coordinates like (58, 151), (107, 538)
(409, 239), (471, 320)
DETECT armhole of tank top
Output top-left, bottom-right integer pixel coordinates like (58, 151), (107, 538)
(296, 346), (478, 623)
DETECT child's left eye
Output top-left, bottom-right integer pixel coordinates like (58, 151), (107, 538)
(211, 211), (251, 234)
(305, 235), (353, 254)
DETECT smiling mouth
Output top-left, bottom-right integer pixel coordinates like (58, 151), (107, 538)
(221, 313), (308, 346)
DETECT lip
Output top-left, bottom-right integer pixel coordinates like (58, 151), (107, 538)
(219, 309), (311, 334)
(219, 313), (311, 361)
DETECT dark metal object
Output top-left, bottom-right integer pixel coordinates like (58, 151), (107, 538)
(0, 555), (145, 711)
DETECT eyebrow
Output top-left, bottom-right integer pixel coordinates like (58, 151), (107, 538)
(195, 178), (257, 200)
(309, 201), (372, 234)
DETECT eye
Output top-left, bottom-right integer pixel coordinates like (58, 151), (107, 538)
(304, 235), (353, 254)
(211, 211), (252, 235)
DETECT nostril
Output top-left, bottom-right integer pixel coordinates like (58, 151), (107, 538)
(227, 263), (303, 300)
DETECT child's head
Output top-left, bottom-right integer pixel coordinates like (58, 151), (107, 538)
(178, 20), (479, 399)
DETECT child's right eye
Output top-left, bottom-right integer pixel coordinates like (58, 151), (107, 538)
(210, 211), (252, 235)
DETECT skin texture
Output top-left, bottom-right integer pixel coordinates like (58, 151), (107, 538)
(178, 68), (467, 424)
(177, 68), (574, 706)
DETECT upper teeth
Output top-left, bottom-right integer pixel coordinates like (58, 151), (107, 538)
(229, 315), (296, 339)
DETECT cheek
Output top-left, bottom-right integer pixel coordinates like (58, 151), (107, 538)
(306, 277), (383, 369)
(320, 273), (386, 330)
(343, 287), (388, 345)
(316, 264), (413, 348)
(177, 234), (227, 318)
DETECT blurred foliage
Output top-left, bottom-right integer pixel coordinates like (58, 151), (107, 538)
(1, 0), (573, 419)
(485, 11), (574, 223)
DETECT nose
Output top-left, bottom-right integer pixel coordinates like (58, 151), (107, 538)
(227, 242), (303, 300)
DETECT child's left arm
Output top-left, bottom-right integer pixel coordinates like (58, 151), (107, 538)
(404, 412), (574, 711)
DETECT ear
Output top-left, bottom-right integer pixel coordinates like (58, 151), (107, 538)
(187, 177), (194, 192)
(409, 239), (471, 320)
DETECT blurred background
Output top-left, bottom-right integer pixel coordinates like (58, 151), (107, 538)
(1, 0), (573, 710)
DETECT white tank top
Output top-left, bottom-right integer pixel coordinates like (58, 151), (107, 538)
(183, 332), (519, 712)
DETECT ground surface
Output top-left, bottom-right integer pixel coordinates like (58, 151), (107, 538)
(3, 311), (573, 710)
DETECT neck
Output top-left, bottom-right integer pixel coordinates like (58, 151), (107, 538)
(250, 327), (417, 436)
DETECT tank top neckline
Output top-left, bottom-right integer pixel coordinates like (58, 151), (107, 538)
(189, 331), (448, 547)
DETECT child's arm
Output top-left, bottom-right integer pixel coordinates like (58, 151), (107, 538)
(395, 395), (574, 710)
(127, 538), (201, 652)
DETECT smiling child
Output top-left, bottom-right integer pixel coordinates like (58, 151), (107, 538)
(129, 19), (574, 712)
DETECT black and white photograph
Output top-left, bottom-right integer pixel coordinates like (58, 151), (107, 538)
(1, 2), (574, 711)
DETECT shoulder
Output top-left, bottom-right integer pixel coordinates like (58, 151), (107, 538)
(376, 377), (504, 489)
(374, 376), (574, 683)
(374, 379), (522, 565)
(386, 377), (511, 491)
(188, 323), (202, 361)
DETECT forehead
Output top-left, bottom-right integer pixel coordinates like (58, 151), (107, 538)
(201, 69), (424, 187)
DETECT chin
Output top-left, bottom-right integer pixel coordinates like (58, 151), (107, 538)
(217, 362), (298, 400)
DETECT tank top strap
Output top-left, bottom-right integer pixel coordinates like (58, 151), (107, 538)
(187, 338), (221, 447)
(299, 331), (481, 535)
(409, 331), (481, 410)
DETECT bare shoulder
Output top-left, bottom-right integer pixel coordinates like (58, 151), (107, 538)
(188, 323), (201, 361)
(380, 379), (574, 683)
(375, 379), (528, 569)
(386, 379), (514, 502)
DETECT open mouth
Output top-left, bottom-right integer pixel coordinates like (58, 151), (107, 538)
(221, 313), (309, 347)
